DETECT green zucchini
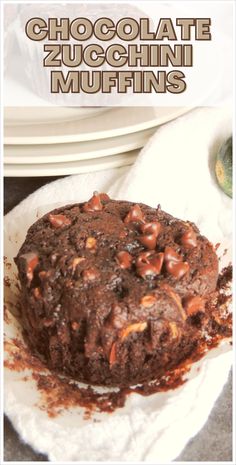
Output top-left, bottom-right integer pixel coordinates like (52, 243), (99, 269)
(215, 136), (232, 198)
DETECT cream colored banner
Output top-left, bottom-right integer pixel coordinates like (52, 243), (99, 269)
(4, 1), (233, 106)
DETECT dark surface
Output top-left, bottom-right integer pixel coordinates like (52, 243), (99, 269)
(4, 176), (65, 215)
(4, 176), (233, 462)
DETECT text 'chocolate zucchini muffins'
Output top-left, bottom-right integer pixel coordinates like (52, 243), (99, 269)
(15, 192), (219, 387)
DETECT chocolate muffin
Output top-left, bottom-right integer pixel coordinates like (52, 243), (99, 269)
(15, 192), (219, 387)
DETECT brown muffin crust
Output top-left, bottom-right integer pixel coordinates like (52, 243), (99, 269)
(15, 193), (218, 386)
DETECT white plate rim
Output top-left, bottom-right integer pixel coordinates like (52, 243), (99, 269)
(4, 106), (110, 126)
(4, 107), (194, 145)
(4, 150), (139, 177)
(4, 127), (155, 164)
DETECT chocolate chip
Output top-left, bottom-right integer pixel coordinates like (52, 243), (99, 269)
(136, 251), (154, 266)
(149, 253), (164, 274)
(181, 229), (198, 248)
(138, 233), (157, 250)
(164, 246), (189, 279)
(124, 204), (145, 224)
(136, 251), (164, 278)
(138, 221), (161, 250)
(164, 246), (182, 263)
(116, 251), (132, 269)
(140, 221), (161, 237)
(48, 213), (71, 228)
(99, 192), (110, 202)
(136, 263), (159, 278)
(166, 260), (189, 279)
(82, 191), (106, 212)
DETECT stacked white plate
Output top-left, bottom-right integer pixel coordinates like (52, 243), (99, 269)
(4, 106), (192, 176)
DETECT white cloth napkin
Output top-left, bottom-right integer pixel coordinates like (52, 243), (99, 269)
(5, 107), (232, 462)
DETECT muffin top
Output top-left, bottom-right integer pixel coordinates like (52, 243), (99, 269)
(16, 192), (218, 363)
